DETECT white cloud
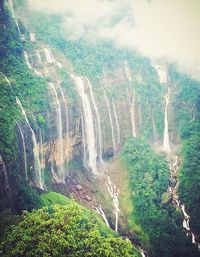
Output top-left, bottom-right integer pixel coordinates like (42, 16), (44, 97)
(28, 0), (200, 80)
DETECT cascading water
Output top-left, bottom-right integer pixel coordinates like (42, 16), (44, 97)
(104, 91), (116, 156)
(30, 33), (35, 42)
(43, 47), (62, 68)
(154, 65), (168, 84)
(169, 156), (200, 248)
(112, 98), (121, 148)
(81, 115), (87, 167)
(124, 60), (132, 82)
(127, 89), (136, 137)
(163, 90), (171, 152)
(94, 204), (110, 228)
(0, 71), (11, 85)
(48, 82), (65, 181)
(0, 154), (11, 194)
(107, 176), (120, 232)
(24, 51), (32, 70)
(72, 75), (97, 172)
(86, 78), (103, 163)
(16, 97), (45, 189)
(57, 82), (70, 171)
(16, 122), (28, 180)
(35, 50), (42, 64)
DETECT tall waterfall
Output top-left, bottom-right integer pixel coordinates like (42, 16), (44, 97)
(57, 82), (70, 171)
(72, 75), (97, 172)
(16, 97), (45, 189)
(0, 154), (11, 193)
(104, 91), (116, 156)
(16, 122), (28, 180)
(87, 78), (103, 163)
(127, 89), (136, 137)
(81, 115), (87, 167)
(163, 90), (170, 152)
(112, 98), (121, 147)
(57, 82), (69, 139)
(48, 83), (65, 181)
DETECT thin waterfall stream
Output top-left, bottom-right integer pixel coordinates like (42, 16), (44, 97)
(104, 91), (116, 156)
(16, 97), (44, 189)
(169, 155), (200, 248)
(163, 89), (171, 152)
(16, 122), (28, 180)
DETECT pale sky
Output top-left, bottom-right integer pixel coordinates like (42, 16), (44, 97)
(28, 0), (200, 80)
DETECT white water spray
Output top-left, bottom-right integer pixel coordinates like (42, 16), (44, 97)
(87, 78), (103, 163)
(72, 75), (97, 172)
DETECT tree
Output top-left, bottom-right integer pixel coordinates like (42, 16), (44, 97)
(0, 204), (139, 257)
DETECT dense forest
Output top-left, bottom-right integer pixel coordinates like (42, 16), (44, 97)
(1, 0), (200, 257)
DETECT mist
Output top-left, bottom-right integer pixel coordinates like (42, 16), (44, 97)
(28, 0), (200, 80)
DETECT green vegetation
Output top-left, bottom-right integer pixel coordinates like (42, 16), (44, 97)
(40, 191), (71, 207)
(122, 137), (200, 257)
(0, 204), (140, 257)
(178, 119), (200, 235)
(16, 184), (43, 213)
(0, 6), (48, 159)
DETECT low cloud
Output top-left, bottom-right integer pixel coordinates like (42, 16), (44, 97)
(28, 0), (200, 80)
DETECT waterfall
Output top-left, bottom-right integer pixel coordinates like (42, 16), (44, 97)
(16, 122), (28, 180)
(44, 48), (53, 64)
(0, 71), (11, 85)
(43, 47), (62, 68)
(94, 204), (110, 228)
(16, 97), (45, 189)
(127, 89), (136, 137)
(57, 82), (69, 138)
(169, 156), (200, 247)
(48, 83), (65, 181)
(107, 176), (120, 232)
(35, 50), (42, 64)
(24, 51), (32, 70)
(112, 98), (121, 147)
(151, 112), (157, 141)
(154, 65), (168, 84)
(81, 115), (87, 167)
(72, 75), (97, 172)
(30, 33), (36, 42)
(0, 155), (11, 193)
(104, 91), (116, 156)
(124, 60), (132, 82)
(163, 91), (170, 152)
(57, 82), (70, 171)
(86, 78), (103, 163)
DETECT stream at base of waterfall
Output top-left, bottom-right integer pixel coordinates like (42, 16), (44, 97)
(169, 155), (200, 249)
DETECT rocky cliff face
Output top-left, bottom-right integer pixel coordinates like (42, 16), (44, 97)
(1, 0), (195, 220)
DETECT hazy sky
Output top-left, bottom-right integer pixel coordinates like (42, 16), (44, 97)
(28, 0), (200, 80)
